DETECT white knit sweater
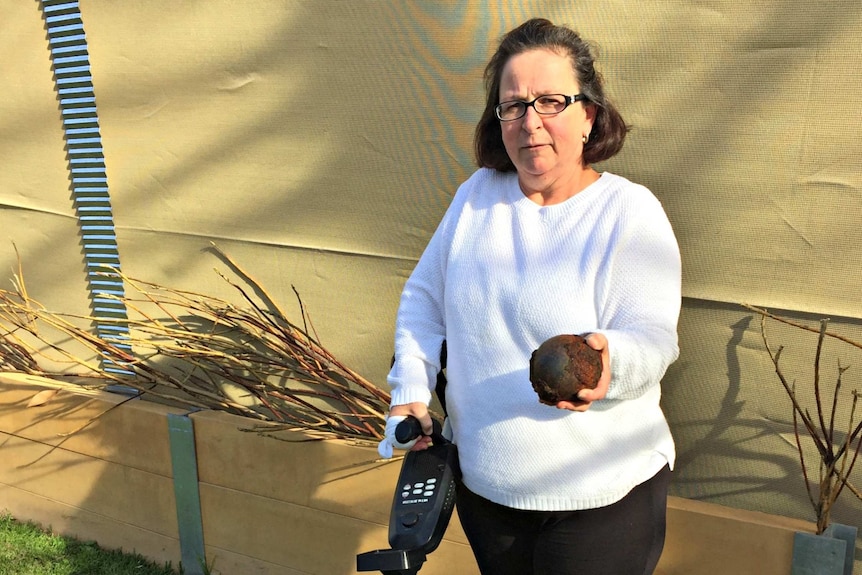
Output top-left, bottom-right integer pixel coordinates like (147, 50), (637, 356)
(388, 168), (681, 511)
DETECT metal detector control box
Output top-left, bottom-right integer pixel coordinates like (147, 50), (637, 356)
(357, 418), (459, 574)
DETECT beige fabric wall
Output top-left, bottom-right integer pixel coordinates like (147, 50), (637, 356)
(2, 0), (860, 537)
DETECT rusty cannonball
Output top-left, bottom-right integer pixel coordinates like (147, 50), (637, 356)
(529, 334), (602, 405)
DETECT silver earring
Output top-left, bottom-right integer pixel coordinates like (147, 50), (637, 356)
(582, 134), (589, 144)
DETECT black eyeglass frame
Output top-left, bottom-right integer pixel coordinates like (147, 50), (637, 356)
(495, 93), (589, 122)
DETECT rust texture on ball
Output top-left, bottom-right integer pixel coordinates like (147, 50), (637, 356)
(529, 334), (602, 405)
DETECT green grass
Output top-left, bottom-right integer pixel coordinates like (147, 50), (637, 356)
(0, 513), (181, 575)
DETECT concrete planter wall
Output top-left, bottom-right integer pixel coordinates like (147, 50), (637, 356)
(0, 373), (828, 574)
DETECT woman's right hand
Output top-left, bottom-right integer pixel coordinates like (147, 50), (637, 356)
(557, 332), (611, 412)
(388, 402), (434, 451)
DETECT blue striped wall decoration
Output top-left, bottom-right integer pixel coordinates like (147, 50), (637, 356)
(41, 0), (134, 377)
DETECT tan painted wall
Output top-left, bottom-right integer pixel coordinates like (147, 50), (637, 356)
(2, 374), (844, 575)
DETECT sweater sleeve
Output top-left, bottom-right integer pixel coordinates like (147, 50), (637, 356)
(595, 189), (681, 401)
(387, 177), (468, 407)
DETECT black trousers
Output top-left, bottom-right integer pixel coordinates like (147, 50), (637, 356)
(455, 464), (671, 575)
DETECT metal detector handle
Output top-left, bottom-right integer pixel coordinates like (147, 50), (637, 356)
(395, 416), (445, 445)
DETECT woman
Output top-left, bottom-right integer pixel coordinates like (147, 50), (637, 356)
(385, 18), (681, 575)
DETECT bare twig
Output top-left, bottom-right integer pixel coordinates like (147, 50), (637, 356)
(813, 320), (829, 446)
(741, 304), (862, 350)
(746, 304), (862, 533)
(759, 317), (828, 459)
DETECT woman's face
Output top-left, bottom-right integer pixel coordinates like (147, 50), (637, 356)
(498, 49), (595, 193)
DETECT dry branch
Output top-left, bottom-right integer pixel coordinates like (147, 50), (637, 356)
(744, 304), (862, 533)
(1, 251), (397, 442)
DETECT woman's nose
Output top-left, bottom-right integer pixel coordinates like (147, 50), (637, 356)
(521, 106), (543, 131)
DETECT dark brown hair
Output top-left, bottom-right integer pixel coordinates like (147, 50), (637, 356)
(474, 18), (629, 171)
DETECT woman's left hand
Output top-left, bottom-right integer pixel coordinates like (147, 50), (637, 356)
(556, 332), (610, 412)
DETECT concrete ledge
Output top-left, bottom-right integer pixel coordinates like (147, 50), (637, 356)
(0, 373), (824, 574)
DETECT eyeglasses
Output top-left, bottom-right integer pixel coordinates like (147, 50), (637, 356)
(495, 94), (589, 121)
